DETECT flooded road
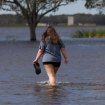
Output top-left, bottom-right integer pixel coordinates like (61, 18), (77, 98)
(0, 41), (105, 105)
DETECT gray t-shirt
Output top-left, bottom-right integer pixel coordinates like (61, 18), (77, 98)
(39, 39), (65, 62)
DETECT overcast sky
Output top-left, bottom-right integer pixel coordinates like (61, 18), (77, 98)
(0, 0), (99, 15)
(48, 0), (99, 15)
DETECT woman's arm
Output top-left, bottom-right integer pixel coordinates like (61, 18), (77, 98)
(61, 48), (68, 64)
(33, 49), (43, 63)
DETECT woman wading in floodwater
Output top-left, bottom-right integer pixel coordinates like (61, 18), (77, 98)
(33, 25), (68, 86)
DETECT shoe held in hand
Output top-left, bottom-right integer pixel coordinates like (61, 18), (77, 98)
(33, 62), (41, 75)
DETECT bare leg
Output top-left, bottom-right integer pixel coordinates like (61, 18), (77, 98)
(44, 64), (56, 86)
(46, 67), (59, 85)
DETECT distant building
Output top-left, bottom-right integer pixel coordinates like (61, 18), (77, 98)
(37, 23), (47, 26)
(68, 16), (74, 26)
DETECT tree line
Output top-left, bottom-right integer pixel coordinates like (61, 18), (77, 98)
(74, 14), (105, 26)
(0, 14), (26, 26)
(0, 14), (105, 26)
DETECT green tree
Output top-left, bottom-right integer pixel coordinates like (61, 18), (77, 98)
(0, 0), (77, 41)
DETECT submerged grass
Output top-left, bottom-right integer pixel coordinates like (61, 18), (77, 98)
(72, 30), (105, 38)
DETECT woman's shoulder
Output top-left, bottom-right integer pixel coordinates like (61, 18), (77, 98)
(58, 38), (65, 48)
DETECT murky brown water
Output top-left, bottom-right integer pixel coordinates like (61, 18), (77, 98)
(0, 41), (105, 105)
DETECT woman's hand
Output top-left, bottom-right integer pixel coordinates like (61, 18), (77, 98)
(33, 49), (43, 64)
(33, 59), (38, 64)
(61, 48), (68, 64)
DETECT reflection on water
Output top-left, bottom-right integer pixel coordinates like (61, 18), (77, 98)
(33, 82), (105, 105)
(34, 83), (65, 105)
(1, 80), (105, 105)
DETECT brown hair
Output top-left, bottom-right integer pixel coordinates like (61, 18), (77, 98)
(41, 25), (60, 43)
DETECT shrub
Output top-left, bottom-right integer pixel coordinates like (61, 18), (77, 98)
(72, 30), (105, 38)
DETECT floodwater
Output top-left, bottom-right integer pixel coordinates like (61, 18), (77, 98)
(1, 26), (105, 105)
(1, 41), (105, 105)
(0, 26), (103, 41)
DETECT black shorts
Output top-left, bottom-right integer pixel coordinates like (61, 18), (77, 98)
(43, 62), (61, 67)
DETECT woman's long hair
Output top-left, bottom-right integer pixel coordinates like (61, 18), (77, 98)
(41, 25), (60, 43)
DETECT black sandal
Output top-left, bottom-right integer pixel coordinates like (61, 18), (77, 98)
(33, 62), (41, 75)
